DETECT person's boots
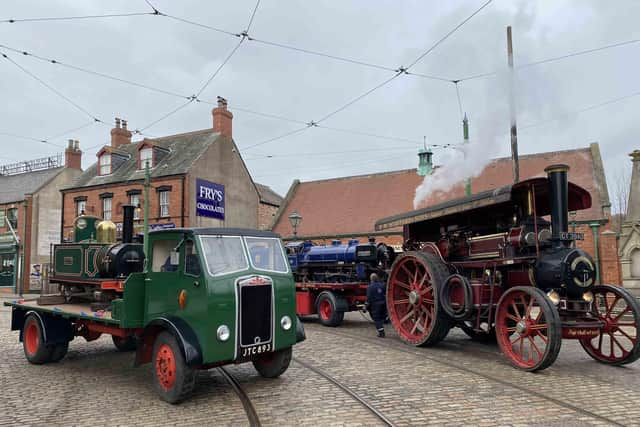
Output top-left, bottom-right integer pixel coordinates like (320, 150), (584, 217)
(377, 328), (385, 338)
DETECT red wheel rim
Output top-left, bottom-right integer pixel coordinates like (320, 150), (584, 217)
(25, 322), (39, 356)
(387, 255), (436, 344)
(155, 343), (176, 391)
(319, 299), (332, 320)
(580, 287), (638, 363)
(496, 290), (551, 369)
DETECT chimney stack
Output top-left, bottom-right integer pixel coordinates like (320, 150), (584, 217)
(111, 117), (132, 148)
(212, 96), (233, 138)
(65, 139), (82, 170)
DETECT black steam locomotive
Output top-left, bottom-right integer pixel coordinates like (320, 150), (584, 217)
(376, 164), (640, 371)
(51, 205), (144, 303)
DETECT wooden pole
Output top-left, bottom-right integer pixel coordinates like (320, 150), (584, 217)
(507, 26), (520, 183)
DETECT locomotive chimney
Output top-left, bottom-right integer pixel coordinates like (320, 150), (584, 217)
(544, 164), (570, 245)
(122, 204), (135, 244)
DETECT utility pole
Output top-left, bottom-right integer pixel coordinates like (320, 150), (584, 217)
(463, 113), (471, 196)
(507, 26), (520, 183)
(143, 160), (150, 268)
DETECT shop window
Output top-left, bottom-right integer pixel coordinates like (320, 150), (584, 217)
(76, 199), (86, 216)
(159, 191), (170, 218)
(632, 248), (640, 278)
(130, 194), (140, 219)
(139, 147), (153, 169)
(0, 253), (15, 287)
(7, 208), (17, 229)
(103, 197), (112, 221)
(99, 153), (111, 175)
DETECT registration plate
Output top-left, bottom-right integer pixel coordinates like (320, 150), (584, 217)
(241, 343), (272, 358)
(559, 232), (584, 240)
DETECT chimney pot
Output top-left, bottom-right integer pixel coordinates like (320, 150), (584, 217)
(122, 119), (128, 130)
(68, 139), (74, 149)
(115, 117), (121, 128)
(212, 96), (233, 138)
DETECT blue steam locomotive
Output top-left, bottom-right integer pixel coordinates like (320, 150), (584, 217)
(285, 238), (395, 283)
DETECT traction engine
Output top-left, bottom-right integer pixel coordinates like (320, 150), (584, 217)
(375, 165), (640, 371)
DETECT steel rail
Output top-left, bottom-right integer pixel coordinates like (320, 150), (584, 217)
(315, 327), (624, 427)
(293, 357), (396, 427)
(218, 367), (261, 427)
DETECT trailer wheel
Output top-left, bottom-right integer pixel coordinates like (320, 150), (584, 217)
(387, 252), (451, 346)
(152, 331), (196, 404)
(316, 292), (344, 327)
(495, 286), (561, 372)
(50, 342), (69, 363)
(579, 284), (640, 365)
(22, 314), (52, 364)
(112, 335), (137, 352)
(253, 347), (292, 378)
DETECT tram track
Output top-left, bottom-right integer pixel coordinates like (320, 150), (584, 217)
(218, 366), (261, 427)
(293, 357), (396, 426)
(316, 326), (625, 427)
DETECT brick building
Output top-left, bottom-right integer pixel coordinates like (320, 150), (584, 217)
(272, 143), (622, 285)
(61, 98), (281, 243)
(0, 149), (83, 294)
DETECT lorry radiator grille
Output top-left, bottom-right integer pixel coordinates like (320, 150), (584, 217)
(239, 284), (272, 346)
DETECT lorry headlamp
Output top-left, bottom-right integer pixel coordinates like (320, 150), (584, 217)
(216, 325), (230, 342)
(280, 315), (292, 331)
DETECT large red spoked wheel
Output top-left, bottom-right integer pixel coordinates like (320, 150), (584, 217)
(579, 284), (640, 365)
(495, 287), (561, 372)
(152, 332), (196, 404)
(387, 252), (450, 346)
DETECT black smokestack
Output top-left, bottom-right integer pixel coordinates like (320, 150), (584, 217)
(122, 204), (135, 244)
(544, 164), (569, 246)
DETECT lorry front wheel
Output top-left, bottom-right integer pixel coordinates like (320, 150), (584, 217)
(22, 314), (52, 364)
(112, 335), (137, 352)
(152, 331), (196, 404)
(252, 347), (292, 378)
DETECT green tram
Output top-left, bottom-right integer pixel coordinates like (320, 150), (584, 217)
(4, 212), (305, 403)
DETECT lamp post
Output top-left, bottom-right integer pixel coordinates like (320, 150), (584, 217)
(288, 210), (302, 240)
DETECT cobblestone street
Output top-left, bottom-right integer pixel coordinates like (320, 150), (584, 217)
(1, 302), (639, 426)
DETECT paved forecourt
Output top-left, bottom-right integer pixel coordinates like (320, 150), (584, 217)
(1, 300), (639, 426)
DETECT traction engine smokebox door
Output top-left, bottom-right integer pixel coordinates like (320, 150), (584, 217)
(238, 276), (273, 358)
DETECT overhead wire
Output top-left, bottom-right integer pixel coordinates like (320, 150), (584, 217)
(245, 0), (261, 33)
(1, 50), (103, 123)
(0, 12), (155, 23)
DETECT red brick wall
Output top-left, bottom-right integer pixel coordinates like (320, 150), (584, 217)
(574, 223), (622, 285)
(62, 176), (187, 240)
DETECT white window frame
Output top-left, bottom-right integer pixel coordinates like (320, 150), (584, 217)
(130, 194), (140, 219)
(139, 147), (153, 169)
(0, 210), (4, 227)
(99, 153), (111, 175)
(159, 191), (170, 218)
(102, 197), (112, 221)
(76, 200), (86, 216)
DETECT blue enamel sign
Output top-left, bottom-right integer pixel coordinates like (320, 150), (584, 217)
(196, 178), (225, 220)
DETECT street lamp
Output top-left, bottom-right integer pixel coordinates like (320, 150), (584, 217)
(288, 210), (302, 240)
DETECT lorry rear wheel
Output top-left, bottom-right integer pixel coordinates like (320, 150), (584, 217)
(152, 332), (196, 404)
(112, 335), (137, 352)
(252, 347), (292, 378)
(22, 314), (52, 364)
(50, 342), (69, 362)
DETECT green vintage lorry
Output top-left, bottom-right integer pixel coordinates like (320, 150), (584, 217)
(5, 226), (305, 403)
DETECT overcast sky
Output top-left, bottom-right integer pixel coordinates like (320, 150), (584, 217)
(1, 0), (637, 212)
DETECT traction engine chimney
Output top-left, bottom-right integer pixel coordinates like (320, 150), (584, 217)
(122, 204), (135, 244)
(544, 164), (570, 246)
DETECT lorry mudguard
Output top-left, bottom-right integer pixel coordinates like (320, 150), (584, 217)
(135, 316), (203, 367)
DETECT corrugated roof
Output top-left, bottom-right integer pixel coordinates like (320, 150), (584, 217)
(66, 129), (223, 189)
(0, 167), (64, 204)
(255, 183), (283, 206)
(272, 145), (608, 239)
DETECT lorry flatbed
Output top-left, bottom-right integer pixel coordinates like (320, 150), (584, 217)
(4, 299), (118, 325)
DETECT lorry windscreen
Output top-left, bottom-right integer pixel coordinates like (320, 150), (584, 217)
(199, 236), (248, 276)
(245, 237), (289, 273)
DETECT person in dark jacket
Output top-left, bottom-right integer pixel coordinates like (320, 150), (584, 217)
(366, 273), (387, 337)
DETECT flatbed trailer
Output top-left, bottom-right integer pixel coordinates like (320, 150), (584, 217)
(295, 282), (369, 327)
